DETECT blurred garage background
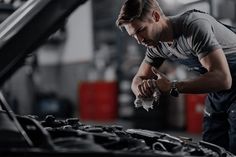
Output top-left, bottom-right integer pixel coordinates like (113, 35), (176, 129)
(1, 0), (236, 141)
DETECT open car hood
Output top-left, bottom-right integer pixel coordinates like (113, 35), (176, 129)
(0, 0), (87, 87)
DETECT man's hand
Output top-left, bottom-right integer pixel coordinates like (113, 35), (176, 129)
(151, 68), (171, 94)
(137, 79), (157, 97)
(131, 61), (166, 98)
(136, 67), (171, 97)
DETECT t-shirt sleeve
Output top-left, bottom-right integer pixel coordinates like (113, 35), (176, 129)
(186, 19), (221, 59)
(144, 48), (165, 68)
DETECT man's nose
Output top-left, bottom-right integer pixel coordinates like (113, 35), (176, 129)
(134, 34), (143, 44)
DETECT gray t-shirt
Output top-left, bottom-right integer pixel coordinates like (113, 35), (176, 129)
(144, 10), (236, 111)
(145, 10), (236, 75)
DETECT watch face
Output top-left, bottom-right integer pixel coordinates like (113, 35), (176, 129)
(170, 88), (179, 97)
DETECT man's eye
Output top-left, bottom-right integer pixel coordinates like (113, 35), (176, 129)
(137, 29), (142, 33)
(137, 28), (145, 33)
(131, 27), (145, 37)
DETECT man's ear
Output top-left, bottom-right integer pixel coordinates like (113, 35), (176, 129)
(152, 11), (160, 22)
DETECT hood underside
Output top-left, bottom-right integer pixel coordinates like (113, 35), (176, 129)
(0, 0), (87, 87)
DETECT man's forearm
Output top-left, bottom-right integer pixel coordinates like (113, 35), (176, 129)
(177, 71), (232, 94)
(131, 76), (143, 97)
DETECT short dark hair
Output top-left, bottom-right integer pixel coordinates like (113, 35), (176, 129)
(116, 0), (164, 29)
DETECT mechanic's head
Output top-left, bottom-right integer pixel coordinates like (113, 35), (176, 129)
(116, 0), (166, 47)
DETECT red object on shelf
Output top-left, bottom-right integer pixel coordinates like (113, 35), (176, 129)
(79, 81), (118, 121)
(186, 94), (207, 134)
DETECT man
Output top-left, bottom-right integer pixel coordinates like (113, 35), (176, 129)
(116, 0), (236, 154)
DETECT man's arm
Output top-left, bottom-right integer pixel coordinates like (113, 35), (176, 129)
(176, 48), (232, 93)
(131, 60), (161, 97)
(171, 18), (232, 94)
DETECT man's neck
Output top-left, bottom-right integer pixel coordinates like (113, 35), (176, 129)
(159, 17), (174, 42)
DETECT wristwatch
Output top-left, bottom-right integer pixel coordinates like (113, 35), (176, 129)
(170, 80), (179, 97)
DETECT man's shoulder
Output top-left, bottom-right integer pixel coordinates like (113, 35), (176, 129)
(180, 10), (213, 27)
(170, 10), (211, 37)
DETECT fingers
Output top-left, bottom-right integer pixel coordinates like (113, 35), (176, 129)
(151, 79), (158, 89)
(137, 79), (156, 98)
(138, 84), (146, 97)
(152, 67), (168, 79)
(147, 79), (155, 93)
(138, 81), (150, 97)
(152, 67), (161, 79)
(143, 80), (153, 96)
